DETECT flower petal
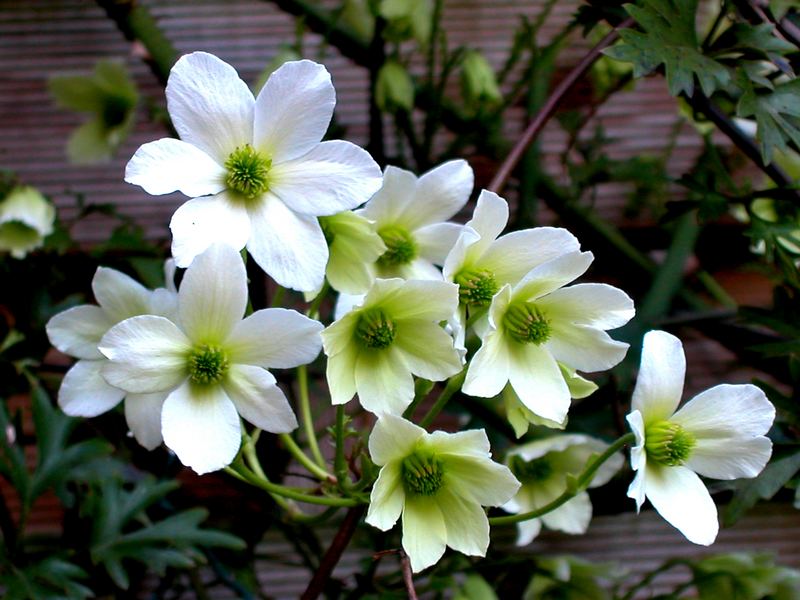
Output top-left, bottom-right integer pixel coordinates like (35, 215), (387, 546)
(169, 193), (251, 269)
(124, 392), (167, 450)
(366, 461), (405, 531)
(437, 487), (489, 557)
(643, 464), (718, 545)
(626, 409), (647, 511)
(321, 311), (360, 357)
(462, 329), (509, 399)
(415, 222), (464, 265)
(125, 138), (226, 197)
(686, 436), (773, 480)
(47, 305), (111, 359)
(253, 60), (334, 163)
(178, 243), (247, 343)
(507, 343), (571, 424)
(359, 165), (419, 224)
(368, 414), (426, 465)
(672, 383), (775, 439)
(223, 364), (297, 433)
(161, 381), (242, 474)
(546, 324), (630, 373)
(355, 347), (414, 415)
(444, 454), (520, 507)
(513, 251), (593, 301)
(540, 492), (592, 535)
(58, 359), (124, 416)
(100, 315), (191, 393)
(246, 195), (328, 292)
(326, 345), (358, 406)
(536, 283), (635, 330)
(92, 266), (151, 322)
(227, 308), (322, 369)
(166, 51), (254, 162)
(396, 159), (473, 230)
(430, 428), (490, 458)
(402, 495), (447, 573)
(270, 141), (382, 216)
(466, 190), (509, 253)
(515, 519), (542, 546)
(631, 330), (686, 422)
(369, 278), (459, 322)
(394, 320), (462, 382)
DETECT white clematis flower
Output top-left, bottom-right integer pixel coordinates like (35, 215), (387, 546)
(503, 434), (623, 546)
(366, 414), (520, 572)
(321, 278), (462, 415)
(0, 186), (56, 259)
(125, 51), (382, 292)
(463, 251), (634, 426)
(46, 265), (178, 450)
(357, 160), (474, 281)
(99, 244), (323, 474)
(626, 330), (775, 545)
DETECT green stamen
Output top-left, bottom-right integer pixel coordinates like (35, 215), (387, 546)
(188, 345), (229, 385)
(225, 144), (272, 199)
(356, 309), (396, 349)
(503, 302), (551, 345)
(402, 451), (444, 496)
(509, 455), (553, 484)
(454, 268), (499, 307)
(377, 225), (417, 267)
(645, 420), (696, 466)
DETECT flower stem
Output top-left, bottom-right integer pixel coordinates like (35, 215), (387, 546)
(489, 432), (635, 526)
(297, 364), (327, 469)
(418, 369), (467, 429)
(280, 433), (335, 482)
(334, 405), (349, 486)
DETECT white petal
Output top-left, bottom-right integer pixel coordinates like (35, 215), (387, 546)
(444, 454), (520, 507)
(631, 330), (686, 422)
(372, 278), (459, 322)
(508, 343), (571, 424)
(442, 226), (480, 282)
(246, 195), (328, 292)
(462, 330), (509, 399)
(254, 60), (334, 163)
(355, 347), (414, 415)
(626, 409), (647, 495)
(270, 141), (382, 216)
(166, 51), (254, 162)
(92, 267), (151, 322)
(536, 283), (635, 330)
(482, 227), (581, 287)
(368, 414), (426, 465)
(394, 320), (462, 382)
(100, 315), (191, 393)
(161, 381), (242, 474)
(124, 392), (167, 450)
(437, 488), (489, 557)
(466, 190), (509, 252)
(643, 464), (719, 545)
(169, 193), (251, 269)
(540, 492), (592, 534)
(178, 243), (247, 343)
(124, 138), (225, 197)
(513, 251), (593, 301)
(546, 324), (630, 373)
(359, 165), (419, 224)
(223, 364), (297, 433)
(46, 305), (111, 359)
(686, 436), (773, 480)
(430, 428), (491, 458)
(626, 464), (647, 512)
(402, 495), (447, 573)
(228, 308), (322, 369)
(515, 519), (542, 546)
(366, 462), (405, 531)
(672, 383), (775, 438)
(58, 359), (124, 417)
(415, 222), (464, 265)
(396, 159), (473, 230)
(326, 346), (358, 406)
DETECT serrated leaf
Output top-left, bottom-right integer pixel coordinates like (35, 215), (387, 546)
(737, 77), (800, 165)
(604, 0), (731, 97)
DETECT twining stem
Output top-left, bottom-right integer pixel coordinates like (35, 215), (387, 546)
(418, 369), (467, 429)
(297, 364), (327, 469)
(489, 432), (635, 526)
(488, 18), (634, 194)
(280, 433), (335, 482)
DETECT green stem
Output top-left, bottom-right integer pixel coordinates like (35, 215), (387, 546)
(418, 370), (467, 429)
(334, 405), (349, 486)
(489, 432), (635, 526)
(306, 281), (329, 320)
(619, 558), (690, 600)
(297, 364), (327, 469)
(280, 433), (335, 482)
(270, 285), (286, 308)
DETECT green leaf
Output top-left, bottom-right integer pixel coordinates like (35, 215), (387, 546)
(604, 0), (731, 97)
(0, 556), (92, 600)
(737, 77), (800, 165)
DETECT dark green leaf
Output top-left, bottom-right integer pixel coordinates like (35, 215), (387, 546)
(737, 77), (800, 164)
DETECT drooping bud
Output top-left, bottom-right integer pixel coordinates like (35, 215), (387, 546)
(356, 309), (396, 349)
(375, 60), (414, 113)
(454, 268), (499, 307)
(402, 450), (444, 496)
(644, 420), (696, 466)
(503, 302), (551, 345)
(225, 144), (272, 200)
(461, 50), (501, 108)
(188, 345), (230, 385)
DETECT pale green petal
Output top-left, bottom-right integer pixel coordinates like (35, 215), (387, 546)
(429, 428), (490, 458)
(394, 320), (461, 382)
(366, 461), (405, 531)
(321, 311), (360, 357)
(560, 363), (598, 399)
(536, 283), (634, 330)
(512, 251), (593, 302)
(355, 347), (414, 415)
(376, 279), (459, 322)
(326, 344), (359, 405)
(515, 518), (542, 546)
(463, 329), (510, 399)
(437, 487), (489, 557)
(324, 212), (385, 294)
(444, 454), (520, 507)
(508, 342), (570, 424)
(402, 495), (447, 573)
(368, 414), (426, 465)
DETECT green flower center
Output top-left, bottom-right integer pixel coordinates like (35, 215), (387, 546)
(503, 302), (551, 345)
(644, 420), (696, 466)
(508, 455), (553, 484)
(454, 268), (499, 307)
(377, 225), (417, 267)
(402, 451), (444, 496)
(188, 345), (229, 385)
(225, 144), (272, 200)
(356, 309), (396, 349)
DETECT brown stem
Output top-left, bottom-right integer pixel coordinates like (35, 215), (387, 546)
(488, 18), (634, 194)
(300, 505), (366, 600)
(400, 552), (419, 600)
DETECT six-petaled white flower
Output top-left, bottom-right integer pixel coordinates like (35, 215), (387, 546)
(125, 51), (382, 291)
(626, 330), (775, 545)
(99, 243), (323, 474)
(366, 415), (520, 572)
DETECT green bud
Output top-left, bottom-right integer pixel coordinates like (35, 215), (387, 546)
(461, 50), (501, 107)
(375, 61), (414, 113)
